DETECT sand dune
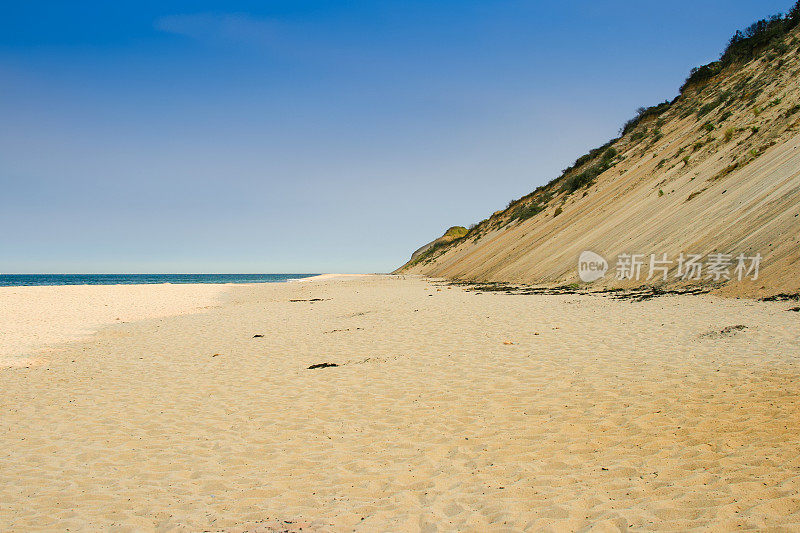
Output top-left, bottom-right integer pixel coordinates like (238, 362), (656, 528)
(397, 26), (800, 298)
(1, 275), (799, 530)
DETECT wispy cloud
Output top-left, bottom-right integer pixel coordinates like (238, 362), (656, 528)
(154, 13), (280, 45)
(152, 11), (370, 70)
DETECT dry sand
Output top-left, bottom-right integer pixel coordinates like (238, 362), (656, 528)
(1, 275), (799, 531)
(0, 283), (229, 367)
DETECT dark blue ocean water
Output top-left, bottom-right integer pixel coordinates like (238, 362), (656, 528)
(0, 274), (318, 287)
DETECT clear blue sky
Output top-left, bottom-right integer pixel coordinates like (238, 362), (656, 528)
(0, 1), (790, 273)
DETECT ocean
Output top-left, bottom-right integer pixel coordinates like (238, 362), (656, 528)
(0, 274), (318, 287)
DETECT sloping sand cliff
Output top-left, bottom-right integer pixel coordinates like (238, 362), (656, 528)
(398, 26), (800, 298)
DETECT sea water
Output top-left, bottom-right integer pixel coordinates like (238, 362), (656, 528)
(0, 274), (318, 287)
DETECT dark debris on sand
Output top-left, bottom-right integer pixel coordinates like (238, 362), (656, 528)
(760, 293), (800, 302)
(308, 362), (339, 369)
(700, 324), (748, 338)
(323, 327), (363, 334)
(438, 280), (712, 301)
(608, 286), (711, 301)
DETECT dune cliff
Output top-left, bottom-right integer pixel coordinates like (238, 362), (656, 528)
(396, 7), (800, 297)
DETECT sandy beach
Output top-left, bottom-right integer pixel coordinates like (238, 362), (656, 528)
(0, 283), (230, 367)
(1, 275), (800, 531)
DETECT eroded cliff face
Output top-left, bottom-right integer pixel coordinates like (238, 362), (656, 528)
(397, 23), (800, 298)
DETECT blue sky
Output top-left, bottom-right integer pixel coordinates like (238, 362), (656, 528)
(0, 0), (790, 273)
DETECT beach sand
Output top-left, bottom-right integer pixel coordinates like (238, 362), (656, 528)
(1, 275), (799, 531)
(0, 283), (230, 367)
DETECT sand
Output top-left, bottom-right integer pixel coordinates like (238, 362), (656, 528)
(0, 283), (229, 367)
(1, 275), (799, 531)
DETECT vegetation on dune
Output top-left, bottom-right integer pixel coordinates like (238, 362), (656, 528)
(402, 226), (469, 268)
(620, 101), (671, 136)
(491, 140), (623, 229)
(561, 147), (618, 193)
(682, 1), (800, 91)
(442, 226), (468, 239)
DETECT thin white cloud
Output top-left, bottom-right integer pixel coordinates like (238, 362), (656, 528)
(153, 11), (365, 69)
(154, 13), (279, 45)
